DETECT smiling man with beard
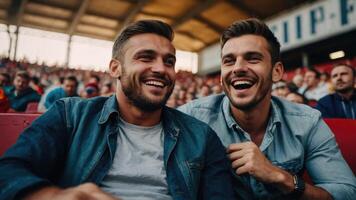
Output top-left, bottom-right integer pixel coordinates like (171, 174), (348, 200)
(179, 18), (356, 200)
(316, 64), (356, 119)
(0, 20), (234, 200)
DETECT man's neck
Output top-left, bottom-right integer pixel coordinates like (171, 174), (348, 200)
(116, 93), (162, 127)
(337, 89), (354, 100)
(230, 99), (271, 146)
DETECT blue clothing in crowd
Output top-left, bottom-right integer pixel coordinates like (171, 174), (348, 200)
(44, 87), (77, 109)
(179, 94), (356, 200)
(0, 95), (235, 200)
(4, 86), (40, 112)
(316, 91), (356, 119)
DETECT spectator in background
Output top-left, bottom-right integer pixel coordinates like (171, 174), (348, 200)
(30, 76), (44, 95)
(299, 68), (329, 101)
(89, 74), (101, 85)
(292, 74), (304, 89)
(0, 87), (10, 112)
(179, 18), (356, 199)
(0, 72), (11, 87)
(197, 84), (211, 98)
(211, 84), (223, 94)
(83, 82), (99, 98)
(316, 64), (356, 119)
(286, 91), (307, 104)
(43, 75), (78, 110)
(100, 82), (114, 97)
(37, 76), (64, 112)
(272, 80), (290, 98)
(5, 71), (41, 112)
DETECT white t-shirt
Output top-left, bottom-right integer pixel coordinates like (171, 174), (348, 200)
(100, 118), (172, 200)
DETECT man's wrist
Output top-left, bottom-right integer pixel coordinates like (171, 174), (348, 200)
(289, 174), (306, 198)
(270, 168), (295, 194)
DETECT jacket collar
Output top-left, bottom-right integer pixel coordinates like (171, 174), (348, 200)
(222, 95), (281, 131)
(98, 95), (180, 138)
(98, 95), (119, 124)
(334, 89), (356, 101)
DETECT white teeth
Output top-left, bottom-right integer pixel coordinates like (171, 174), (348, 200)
(232, 80), (252, 87)
(145, 80), (164, 87)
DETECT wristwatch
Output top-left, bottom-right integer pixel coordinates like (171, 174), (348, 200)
(290, 174), (305, 198)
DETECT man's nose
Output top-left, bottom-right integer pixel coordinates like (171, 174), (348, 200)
(151, 59), (166, 73)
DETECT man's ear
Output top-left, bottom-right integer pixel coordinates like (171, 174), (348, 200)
(272, 62), (284, 82)
(109, 59), (122, 79)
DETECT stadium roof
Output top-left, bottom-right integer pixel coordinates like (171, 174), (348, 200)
(0, 0), (310, 52)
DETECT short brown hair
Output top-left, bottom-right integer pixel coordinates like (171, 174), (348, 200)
(221, 18), (281, 64)
(15, 70), (30, 81)
(112, 20), (174, 60)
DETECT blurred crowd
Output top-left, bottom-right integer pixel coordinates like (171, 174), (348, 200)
(0, 56), (355, 114)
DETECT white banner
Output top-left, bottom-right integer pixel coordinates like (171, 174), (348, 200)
(267, 0), (356, 51)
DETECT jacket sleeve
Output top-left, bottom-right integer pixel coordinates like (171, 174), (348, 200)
(199, 127), (236, 199)
(0, 100), (70, 200)
(304, 116), (356, 200)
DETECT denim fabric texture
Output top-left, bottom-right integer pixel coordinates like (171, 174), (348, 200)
(179, 94), (356, 200)
(0, 95), (235, 200)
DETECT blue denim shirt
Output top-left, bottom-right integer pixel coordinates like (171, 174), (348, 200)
(0, 95), (235, 200)
(179, 94), (356, 200)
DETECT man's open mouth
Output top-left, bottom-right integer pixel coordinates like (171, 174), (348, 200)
(143, 79), (166, 88)
(231, 80), (254, 90)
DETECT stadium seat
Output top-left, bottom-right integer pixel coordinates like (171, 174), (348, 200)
(304, 118), (356, 183)
(324, 118), (356, 175)
(0, 113), (40, 156)
(25, 102), (39, 113)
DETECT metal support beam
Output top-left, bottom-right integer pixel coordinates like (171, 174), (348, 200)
(7, 0), (28, 25)
(172, 0), (215, 28)
(177, 31), (206, 45)
(195, 16), (224, 33)
(228, 0), (258, 18)
(65, 36), (72, 67)
(68, 0), (90, 35)
(6, 25), (12, 58)
(13, 26), (19, 60)
(120, 0), (150, 30)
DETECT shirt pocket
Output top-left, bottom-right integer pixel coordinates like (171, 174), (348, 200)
(185, 159), (204, 195)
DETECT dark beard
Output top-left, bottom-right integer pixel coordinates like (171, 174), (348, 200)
(336, 86), (353, 94)
(122, 84), (172, 112)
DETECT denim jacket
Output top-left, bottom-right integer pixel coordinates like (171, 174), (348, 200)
(179, 94), (356, 200)
(0, 95), (235, 200)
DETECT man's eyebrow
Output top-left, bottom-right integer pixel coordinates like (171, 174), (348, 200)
(244, 51), (264, 58)
(134, 49), (157, 56)
(221, 53), (234, 60)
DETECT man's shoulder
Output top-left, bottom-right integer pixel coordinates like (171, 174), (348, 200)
(272, 96), (321, 119)
(58, 96), (110, 114)
(60, 96), (108, 106)
(164, 106), (217, 137)
(317, 93), (336, 103)
(178, 94), (225, 114)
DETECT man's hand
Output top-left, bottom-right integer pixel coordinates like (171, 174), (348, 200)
(23, 183), (120, 200)
(227, 142), (294, 192)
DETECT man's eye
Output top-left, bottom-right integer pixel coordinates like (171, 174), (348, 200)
(139, 55), (154, 62)
(165, 58), (176, 67)
(247, 57), (261, 63)
(223, 58), (235, 66)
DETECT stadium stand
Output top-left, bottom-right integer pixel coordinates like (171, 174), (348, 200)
(0, 113), (40, 156)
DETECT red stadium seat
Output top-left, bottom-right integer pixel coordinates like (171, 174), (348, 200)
(304, 118), (356, 183)
(25, 102), (39, 113)
(0, 113), (40, 156)
(324, 118), (356, 175)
